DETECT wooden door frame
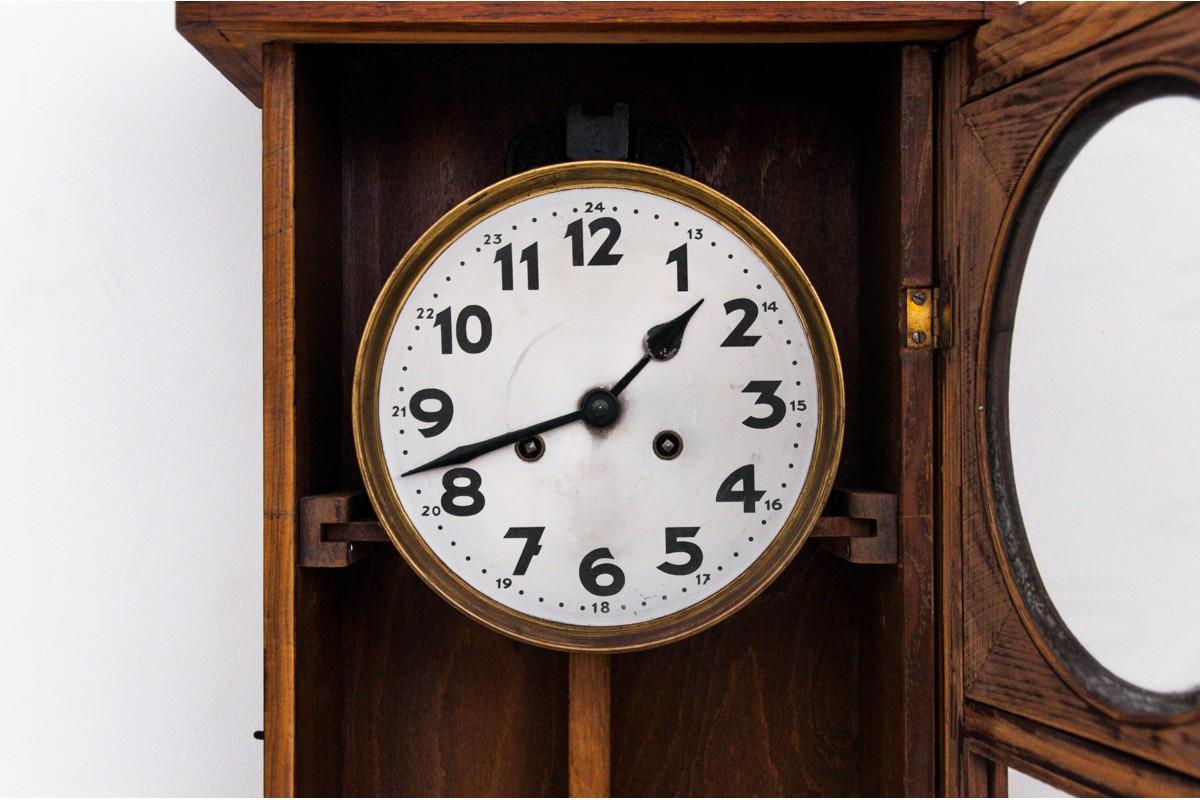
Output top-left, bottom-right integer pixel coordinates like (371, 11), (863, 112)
(938, 3), (1200, 795)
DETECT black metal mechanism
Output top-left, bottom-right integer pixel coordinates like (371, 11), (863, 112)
(506, 103), (694, 176)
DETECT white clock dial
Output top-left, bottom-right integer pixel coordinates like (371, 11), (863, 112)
(356, 165), (841, 648)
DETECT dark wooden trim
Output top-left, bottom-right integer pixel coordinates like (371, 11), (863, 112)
(261, 41), (296, 799)
(964, 703), (1200, 797)
(936, 34), (971, 798)
(963, 748), (1007, 798)
(895, 45), (938, 796)
(177, 1), (1007, 106)
(967, 738), (1099, 798)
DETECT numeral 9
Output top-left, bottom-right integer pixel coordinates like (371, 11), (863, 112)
(409, 388), (453, 437)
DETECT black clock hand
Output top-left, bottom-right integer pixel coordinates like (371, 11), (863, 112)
(400, 408), (583, 477)
(612, 297), (704, 395)
(401, 298), (705, 477)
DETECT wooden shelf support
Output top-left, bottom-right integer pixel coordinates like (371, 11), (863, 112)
(297, 487), (897, 568)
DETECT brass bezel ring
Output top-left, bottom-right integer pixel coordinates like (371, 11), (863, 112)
(353, 161), (844, 653)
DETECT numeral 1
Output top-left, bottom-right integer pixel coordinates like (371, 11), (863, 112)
(666, 243), (688, 291)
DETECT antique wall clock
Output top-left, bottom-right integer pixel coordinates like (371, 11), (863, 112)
(352, 162), (843, 651)
(179, 2), (1200, 798)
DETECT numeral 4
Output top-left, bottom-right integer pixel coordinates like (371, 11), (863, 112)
(716, 464), (766, 513)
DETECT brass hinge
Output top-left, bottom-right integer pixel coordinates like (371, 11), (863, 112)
(905, 287), (950, 349)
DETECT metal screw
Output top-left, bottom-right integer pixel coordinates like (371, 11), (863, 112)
(515, 435), (545, 462)
(912, 291), (927, 305)
(653, 430), (683, 460)
(911, 330), (927, 345)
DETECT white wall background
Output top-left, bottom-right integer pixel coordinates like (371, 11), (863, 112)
(0, 2), (262, 795)
(1, 3), (1196, 798)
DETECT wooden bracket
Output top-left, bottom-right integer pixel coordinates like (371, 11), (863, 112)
(298, 490), (373, 568)
(299, 487), (898, 568)
(815, 488), (898, 564)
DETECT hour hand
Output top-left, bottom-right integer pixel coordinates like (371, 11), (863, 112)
(611, 298), (704, 396)
(646, 298), (704, 360)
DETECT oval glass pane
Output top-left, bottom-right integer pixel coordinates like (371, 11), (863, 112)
(999, 93), (1200, 706)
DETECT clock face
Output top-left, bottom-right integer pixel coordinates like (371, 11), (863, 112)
(355, 163), (842, 651)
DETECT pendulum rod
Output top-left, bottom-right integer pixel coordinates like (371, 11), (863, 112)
(568, 652), (611, 797)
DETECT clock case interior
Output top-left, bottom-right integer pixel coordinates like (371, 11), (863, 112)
(283, 43), (932, 796)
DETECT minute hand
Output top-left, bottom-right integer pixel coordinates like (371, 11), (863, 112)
(400, 409), (583, 477)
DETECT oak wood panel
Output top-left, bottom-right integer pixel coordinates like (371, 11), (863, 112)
(944, 3), (1200, 794)
(338, 550), (569, 796)
(968, 738), (1099, 798)
(854, 44), (938, 798)
(569, 654), (611, 797)
(263, 42), (354, 797)
(964, 703), (1200, 796)
(894, 46), (937, 796)
(966, 2), (1182, 101)
(290, 46), (350, 797)
(611, 552), (862, 796)
(936, 35), (970, 796)
(176, 1), (1006, 106)
(963, 748), (1007, 798)
(966, 614), (1200, 780)
(963, 4), (1200, 197)
(261, 42), (297, 798)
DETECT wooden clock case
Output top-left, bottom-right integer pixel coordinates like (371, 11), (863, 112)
(177, 3), (1200, 796)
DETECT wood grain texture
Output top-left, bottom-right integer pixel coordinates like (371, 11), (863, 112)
(611, 551), (862, 796)
(966, 614), (1200, 780)
(338, 550), (569, 796)
(255, 21), (955, 797)
(936, 35), (970, 797)
(967, 1), (1182, 101)
(176, 1), (1005, 106)
(569, 654), (611, 797)
(851, 45), (938, 797)
(261, 42), (297, 798)
(963, 4), (1200, 197)
(964, 703), (1200, 797)
(943, 4), (1200, 794)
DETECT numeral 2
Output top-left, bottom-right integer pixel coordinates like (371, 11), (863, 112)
(721, 298), (761, 347)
